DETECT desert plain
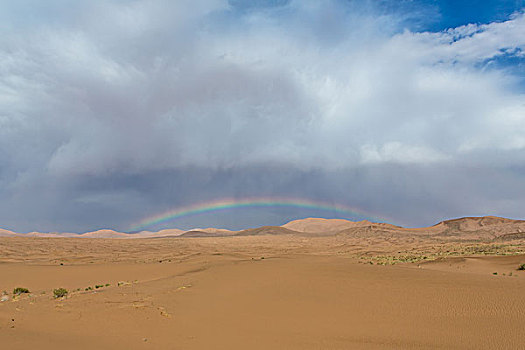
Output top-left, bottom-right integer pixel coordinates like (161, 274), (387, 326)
(1, 216), (525, 349)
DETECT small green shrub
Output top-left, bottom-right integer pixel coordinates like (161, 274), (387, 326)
(53, 288), (68, 298)
(95, 284), (104, 289)
(518, 264), (525, 271)
(13, 287), (30, 295)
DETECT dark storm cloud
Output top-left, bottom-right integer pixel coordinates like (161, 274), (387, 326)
(1, 0), (525, 232)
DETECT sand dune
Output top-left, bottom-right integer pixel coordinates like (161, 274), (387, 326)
(235, 225), (299, 236)
(434, 215), (525, 229)
(79, 229), (132, 238)
(131, 228), (186, 238)
(282, 217), (359, 233)
(184, 228), (237, 236)
(428, 216), (525, 239)
(0, 229), (16, 237)
(282, 217), (403, 234)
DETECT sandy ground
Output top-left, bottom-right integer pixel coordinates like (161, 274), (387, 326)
(1, 235), (524, 349)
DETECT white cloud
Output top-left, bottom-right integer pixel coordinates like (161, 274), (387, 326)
(1, 2), (524, 175)
(360, 142), (450, 164)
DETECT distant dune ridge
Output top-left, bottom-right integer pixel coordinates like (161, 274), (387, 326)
(282, 218), (365, 233)
(1, 216), (525, 239)
(0, 228), (16, 237)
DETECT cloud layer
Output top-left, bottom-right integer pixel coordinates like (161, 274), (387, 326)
(1, 0), (525, 232)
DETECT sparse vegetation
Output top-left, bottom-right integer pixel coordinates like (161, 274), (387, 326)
(13, 287), (30, 295)
(358, 243), (525, 266)
(53, 288), (68, 298)
(518, 263), (525, 270)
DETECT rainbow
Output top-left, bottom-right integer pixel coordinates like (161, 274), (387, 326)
(129, 197), (388, 231)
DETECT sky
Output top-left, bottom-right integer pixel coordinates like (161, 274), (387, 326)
(1, 0), (525, 233)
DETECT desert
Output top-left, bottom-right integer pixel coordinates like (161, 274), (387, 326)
(4, 1), (525, 349)
(1, 217), (524, 349)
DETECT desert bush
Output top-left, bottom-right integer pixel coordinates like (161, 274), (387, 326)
(53, 288), (68, 298)
(518, 263), (525, 271)
(13, 287), (30, 295)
